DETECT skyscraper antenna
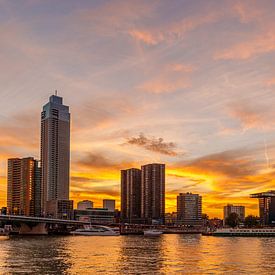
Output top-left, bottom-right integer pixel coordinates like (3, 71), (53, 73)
(55, 90), (58, 96)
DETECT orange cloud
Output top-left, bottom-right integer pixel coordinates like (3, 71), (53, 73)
(138, 77), (190, 94)
(233, 1), (263, 23)
(215, 31), (275, 60)
(227, 101), (275, 131)
(128, 10), (222, 45)
(266, 77), (275, 87)
(129, 30), (162, 45)
(138, 62), (194, 94)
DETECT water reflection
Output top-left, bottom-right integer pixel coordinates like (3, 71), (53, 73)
(161, 234), (203, 273)
(117, 235), (165, 274)
(0, 235), (275, 274)
(1, 236), (72, 274)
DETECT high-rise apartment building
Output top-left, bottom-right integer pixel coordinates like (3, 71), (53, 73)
(141, 163), (165, 224)
(250, 191), (275, 225)
(7, 158), (21, 215)
(103, 199), (116, 211)
(223, 204), (245, 225)
(121, 168), (141, 223)
(177, 192), (202, 226)
(40, 95), (71, 216)
(7, 157), (41, 216)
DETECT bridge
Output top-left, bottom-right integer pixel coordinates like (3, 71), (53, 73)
(0, 215), (90, 235)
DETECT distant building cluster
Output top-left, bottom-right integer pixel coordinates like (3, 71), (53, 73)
(120, 165), (203, 226)
(5, 95), (118, 224)
(3, 95), (275, 227)
(7, 95), (72, 219)
(121, 164), (165, 224)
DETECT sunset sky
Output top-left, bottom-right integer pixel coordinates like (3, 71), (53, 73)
(0, 0), (275, 217)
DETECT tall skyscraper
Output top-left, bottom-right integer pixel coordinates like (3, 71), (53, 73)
(40, 95), (70, 215)
(121, 168), (141, 223)
(141, 163), (165, 224)
(177, 192), (202, 226)
(250, 191), (275, 225)
(103, 199), (116, 211)
(223, 204), (245, 225)
(7, 157), (41, 216)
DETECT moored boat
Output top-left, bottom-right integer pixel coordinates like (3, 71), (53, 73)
(212, 228), (275, 237)
(70, 225), (119, 236)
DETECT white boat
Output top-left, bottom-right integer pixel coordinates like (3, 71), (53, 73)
(0, 228), (8, 236)
(70, 225), (119, 236)
(212, 228), (275, 237)
(144, 229), (163, 236)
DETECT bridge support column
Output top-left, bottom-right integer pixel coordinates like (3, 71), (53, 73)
(19, 222), (48, 235)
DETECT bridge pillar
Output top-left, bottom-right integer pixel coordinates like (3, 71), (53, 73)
(19, 222), (48, 235)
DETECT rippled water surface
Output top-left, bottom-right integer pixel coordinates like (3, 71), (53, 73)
(0, 234), (274, 274)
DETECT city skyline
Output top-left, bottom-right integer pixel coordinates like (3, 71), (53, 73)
(1, 1), (275, 217)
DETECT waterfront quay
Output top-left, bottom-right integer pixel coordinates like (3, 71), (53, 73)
(119, 224), (203, 235)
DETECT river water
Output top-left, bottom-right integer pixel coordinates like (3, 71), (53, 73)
(0, 234), (274, 274)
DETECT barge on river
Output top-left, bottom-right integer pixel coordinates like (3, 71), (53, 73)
(212, 228), (275, 237)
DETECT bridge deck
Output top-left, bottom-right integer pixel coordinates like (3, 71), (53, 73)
(0, 215), (90, 225)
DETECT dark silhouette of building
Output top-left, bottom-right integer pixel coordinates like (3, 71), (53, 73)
(223, 204), (245, 225)
(103, 199), (116, 211)
(46, 199), (73, 219)
(40, 95), (70, 217)
(7, 157), (41, 216)
(141, 163), (165, 224)
(177, 192), (202, 226)
(250, 191), (275, 226)
(121, 168), (141, 223)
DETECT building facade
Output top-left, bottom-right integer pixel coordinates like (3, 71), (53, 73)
(223, 204), (245, 225)
(74, 208), (115, 224)
(77, 200), (94, 210)
(177, 193), (202, 226)
(40, 95), (70, 216)
(103, 199), (116, 211)
(141, 163), (165, 224)
(46, 199), (74, 219)
(121, 168), (142, 223)
(7, 157), (41, 216)
(251, 191), (275, 226)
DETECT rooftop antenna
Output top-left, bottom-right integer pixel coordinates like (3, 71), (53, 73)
(55, 90), (58, 96)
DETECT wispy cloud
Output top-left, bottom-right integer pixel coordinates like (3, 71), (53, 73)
(227, 101), (275, 131)
(214, 31), (275, 60)
(129, 30), (162, 45)
(138, 63), (195, 94)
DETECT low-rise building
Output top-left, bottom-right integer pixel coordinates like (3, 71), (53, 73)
(103, 199), (115, 211)
(46, 199), (74, 220)
(77, 200), (94, 210)
(74, 208), (115, 224)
